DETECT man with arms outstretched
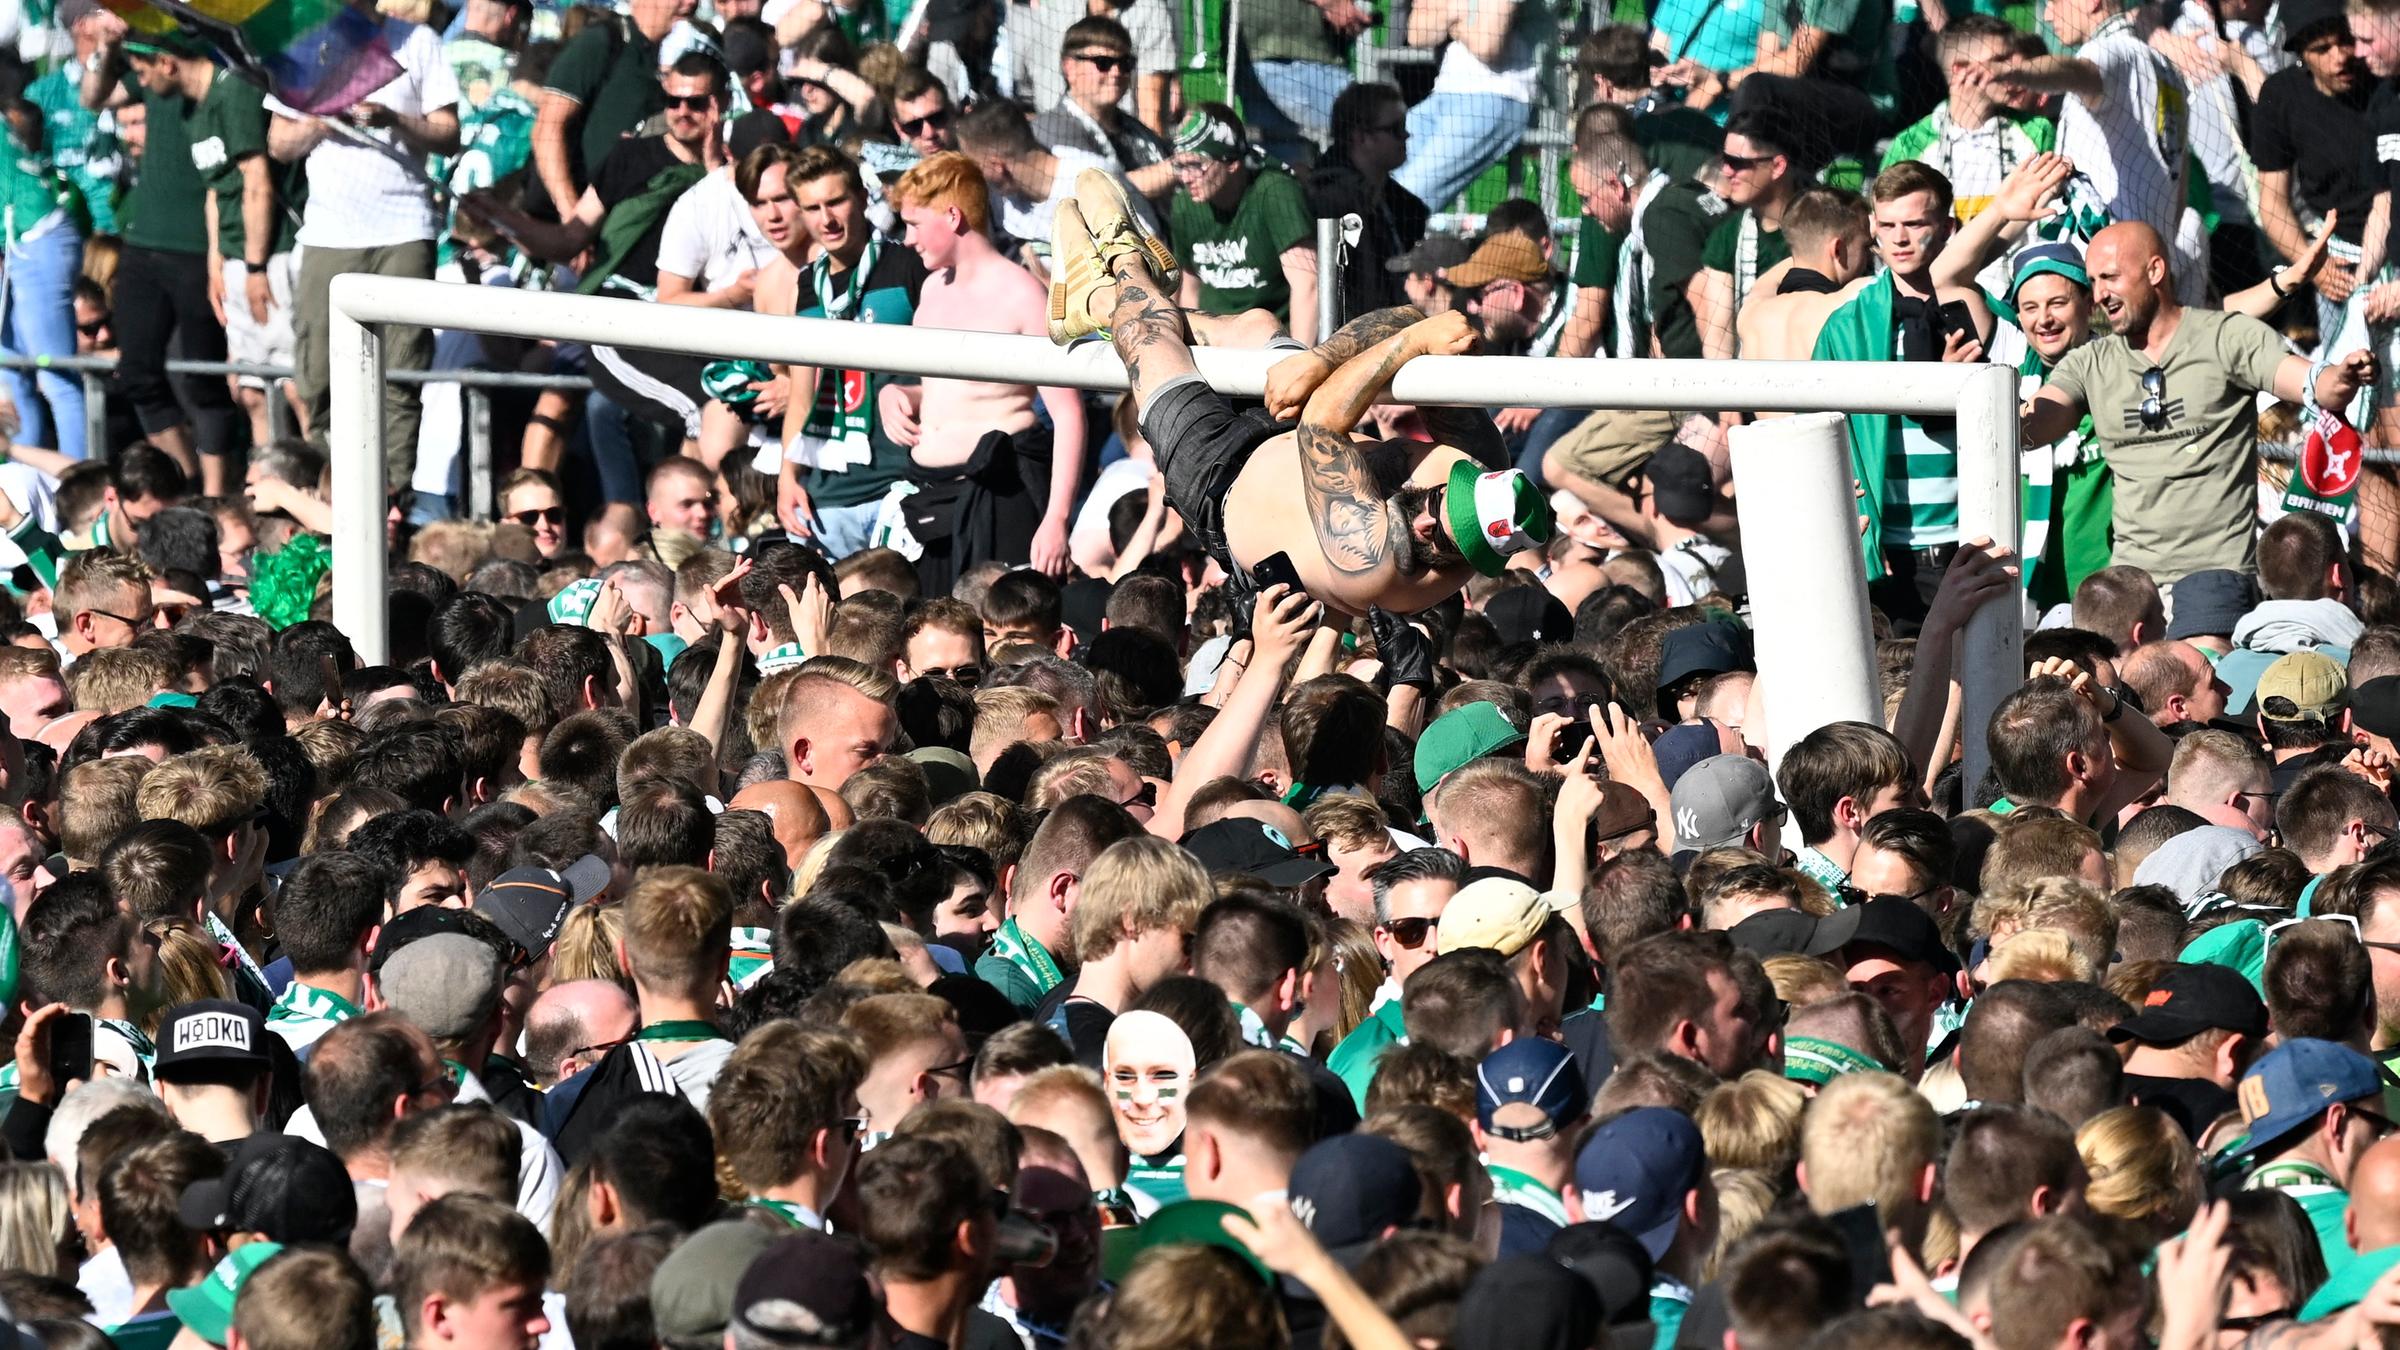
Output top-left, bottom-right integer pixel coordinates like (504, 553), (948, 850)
(1047, 169), (1552, 617)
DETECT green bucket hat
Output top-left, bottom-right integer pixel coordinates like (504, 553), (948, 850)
(166, 1241), (282, 1346)
(1444, 462), (1552, 577)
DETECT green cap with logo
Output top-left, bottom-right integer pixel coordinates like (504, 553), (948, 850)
(167, 1241), (283, 1346)
(1414, 701), (1527, 795)
(1444, 462), (1552, 577)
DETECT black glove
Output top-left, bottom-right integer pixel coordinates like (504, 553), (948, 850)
(1370, 606), (1434, 690)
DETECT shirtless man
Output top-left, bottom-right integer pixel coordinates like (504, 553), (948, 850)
(1048, 169), (1551, 617)
(1735, 186), (1877, 364)
(885, 152), (1086, 580)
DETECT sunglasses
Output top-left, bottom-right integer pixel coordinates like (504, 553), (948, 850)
(664, 93), (717, 111)
(1720, 150), (1772, 171)
(509, 506), (564, 526)
(899, 108), (952, 136)
(917, 664), (982, 687)
(76, 317), (108, 337)
(1071, 51), (1130, 71)
(2139, 366), (2167, 429)
(1119, 780), (1158, 810)
(1382, 916), (1439, 949)
(86, 606), (154, 631)
(1837, 881), (1942, 908)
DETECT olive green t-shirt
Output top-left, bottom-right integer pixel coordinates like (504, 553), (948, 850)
(189, 71), (301, 259)
(121, 87), (209, 255)
(543, 18), (664, 189)
(1171, 166), (1315, 322)
(2043, 307), (2290, 581)
(1638, 179), (1718, 359)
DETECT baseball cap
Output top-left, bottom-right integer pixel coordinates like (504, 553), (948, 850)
(1807, 897), (1962, 975)
(1111, 1200), (1275, 1285)
(1178, 818), (1334, 888)
(1444, 462), (1554, 578)
(1547, 1223), (1661, 1350)
(1386, 234), (1473, 275)
(1415, 702), (1527, 796)
(166, 1242), (282, 1346)
(153, 1000), (269, 1081)
(2354, 676), (2400, 741)
(1484, 587), (1574, 645)
(1551, 408), (1677, 492)
(730, 1231), (878, 1350)
(2238, 1037), (2382, 1151)
(1640, 445), (1715, 528)
(2110, 962), (2269, 1044)
(2165, 569), (2255, 641)
(1447, 233), (1551, 288)
(2257, 651), (2348, 724)
(177, 1133), (357, 1245)
(1436, 876), (1557, 958)
(1669, 754), (1782, 853)
(2282, 0), (2349, 49)
(1592, 781), (1655, 843)
(1727, 908), (1821, 958)
(652, 1217), (783, 1347)
(1653, 722), (1729, 790)
(1572, 1107), (1706, 1261)
(1476, 1038), (1588, 1137)
(906, 746), (980, 806)
(377, 933), (505, 1043)
(1289, 1134), (1423, 1256)
(2007, 241), (2089, 305)
(476, 866), (589, 962)
(1454, 1254), (1606, 1350)
(1657, 622), (1754, 691)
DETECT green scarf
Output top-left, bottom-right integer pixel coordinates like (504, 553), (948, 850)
(578, 161), (709, 297)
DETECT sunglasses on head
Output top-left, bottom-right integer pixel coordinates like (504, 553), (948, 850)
(900, 108), (952, 136)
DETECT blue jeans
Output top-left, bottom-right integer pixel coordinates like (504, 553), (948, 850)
(1, 223), (85, 460)
(1512, 407), (1584, 488)
(585, 388), (642, 504)
(809, 497), (886, 559)
(1393, 91), (1530, 213)
(1239, 58), (1348, 166)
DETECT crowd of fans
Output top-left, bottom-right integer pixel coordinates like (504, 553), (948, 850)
(5, 0), (2400, 1347)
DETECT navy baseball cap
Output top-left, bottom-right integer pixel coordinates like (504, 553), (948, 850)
(1476, 1038), (1588, 1139)
(1572, 1108), (1705, 1261)
(2239, 1038), (2383, 1152)
(1288, 1134), (1423, 1254)
(1657, 622), (1754, 691)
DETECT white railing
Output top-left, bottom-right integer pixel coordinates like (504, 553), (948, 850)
(327, 274), (2023, 787)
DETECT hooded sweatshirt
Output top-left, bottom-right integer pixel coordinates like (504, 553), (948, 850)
(2218, 599), (2363, 716)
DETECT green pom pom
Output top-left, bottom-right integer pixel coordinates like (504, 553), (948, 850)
(249, 534), (332, 630)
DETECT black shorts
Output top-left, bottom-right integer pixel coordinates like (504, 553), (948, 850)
(1141, 376), (1289, 572)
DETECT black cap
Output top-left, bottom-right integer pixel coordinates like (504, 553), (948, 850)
(153, 1001), (269, 1080)
(2107, 962), (2269, 1044)
(731, 1232), (878, 1348)
(2282, 0), (2350, 49)
(1454, 1254), (1606, 1350)
(2355, 677), (2400, 741)
(727, 109), (792, 160)
(2164, 570), (2255, 641)
(1727, 908), (1821, 958)
(476, 865), (592, 961)
(177, 1133), (357, 1245)
(1640, 445), (1715, 528)
(1178, 818), (1335, 888)
(1386, 234), (1473, 275)
(1484, 588), (1575, 646)
(1288, 1134), (1422, 1254)
(1806, 897), (1960, 974)
(1656, 622), (1754, 691)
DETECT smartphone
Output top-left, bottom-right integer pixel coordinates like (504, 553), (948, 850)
(1937, 300), (1980, 352)
(1556, 716), (1596, 761)
(46, 1011), (92, 1089)
(317, 654), (344, 708)
(1825, 1202), (1893, 1300)
(1251, 551), (1305, 595)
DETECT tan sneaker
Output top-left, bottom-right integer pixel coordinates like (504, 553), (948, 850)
(1073, 168), (1180, 289)
(1048, 199), (1118, 345)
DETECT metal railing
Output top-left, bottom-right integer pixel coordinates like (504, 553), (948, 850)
(0, 351), (592, 520)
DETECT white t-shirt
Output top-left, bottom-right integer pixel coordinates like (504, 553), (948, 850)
(2057, 20), (2190, 253)
(1070, 454), (1153, 558)
(654, 167), (779, 292)
(270, 21), (461, 248)
(998, 144), (1117, 247)
(1433, 0), (1542, 102)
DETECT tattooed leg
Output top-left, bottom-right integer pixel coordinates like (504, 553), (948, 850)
(1108, 253), (1200, 414)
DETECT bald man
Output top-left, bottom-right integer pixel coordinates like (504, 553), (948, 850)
(2024, 222), (2375, 584)
(2347, 1134), (2400, 1252)
(729, 777), (839, 865)
(780, 671), (900, 818)
(524, 979), (639, 1088)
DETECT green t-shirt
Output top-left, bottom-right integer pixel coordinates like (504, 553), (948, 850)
(0, 127), (66, 242)
(1700, 209), (1791, 278)
(1638, 106), (1726, 184)
(122, 88), (210, 255)
(1328, 995), (1408, 1109)
(1572, 213), (1623, 290)
(26, 64), (117, 233)
(106, 1312), (183, 1350)
(1171, 166), (1314, 322)
(446, 33), (514, 111)
(188, 72), (299, 259)
(2044, 307), (2290, 581)
(1638, 179), (1719, 359)
(543, 18), (664, 190)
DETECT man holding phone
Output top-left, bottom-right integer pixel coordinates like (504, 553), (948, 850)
(1049, 169), (1554, 619)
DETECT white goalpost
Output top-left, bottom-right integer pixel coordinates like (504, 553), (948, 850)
(326, 274), (2026, 787)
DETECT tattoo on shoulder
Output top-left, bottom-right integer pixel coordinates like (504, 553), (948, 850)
(1297, 423), (1392, 576)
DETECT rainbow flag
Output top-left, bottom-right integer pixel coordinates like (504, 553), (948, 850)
(119, 0), (401, 114)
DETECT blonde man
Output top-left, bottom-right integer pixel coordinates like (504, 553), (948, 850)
(0, 644), (68, 738)
(1026, 747), (1146, 815)
(1306, 795), (1395, 928)
(616, 866), (737, 1107)
(1426, 759), (1549, 880)
(1007, 1065), (1129, 1213)
(841, 993), (968, 1143)
(781, 669), (900, 810)
(971, 685), (1064, 778)
(54, 551), (156, 660)
(67, 648), (179, 715)
(1797, 1070), (1942, 1253)
(58, 756), (151, 868)
(1971, 877), (2118, 980)
(1049, 836), (1211, 1062)
(384, 1105), (522, 1247)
